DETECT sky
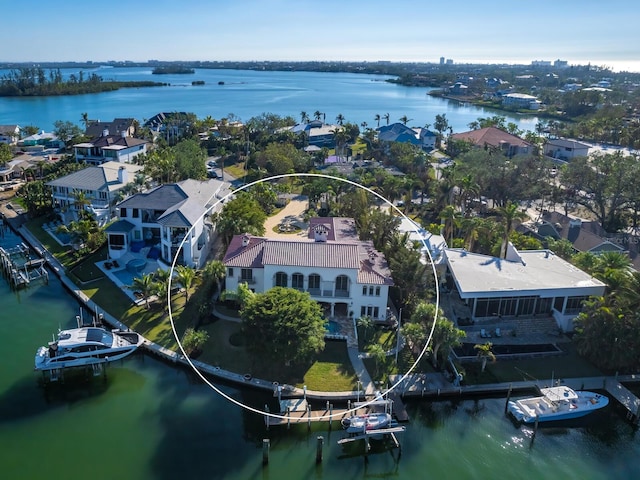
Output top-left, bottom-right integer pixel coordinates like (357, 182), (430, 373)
(4, 0), (640, 72)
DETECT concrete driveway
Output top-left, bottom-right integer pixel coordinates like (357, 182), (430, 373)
(263, 195), (309, 240)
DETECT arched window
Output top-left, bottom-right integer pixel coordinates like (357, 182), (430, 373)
(292, 273), (304, 290)
(308, 273), (321, 293)
(335, 275), (350, 297)
(275, 271), (288, 287)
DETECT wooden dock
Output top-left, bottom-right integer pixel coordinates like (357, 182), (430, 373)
(0, 244), (48, 289)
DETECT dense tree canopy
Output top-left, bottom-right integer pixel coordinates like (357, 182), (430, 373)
(213, 193), (266, 247)
(240, 287), (326, 366)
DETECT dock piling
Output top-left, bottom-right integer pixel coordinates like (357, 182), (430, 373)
(505, 384), (512, 414)
(262, 439), (270, 466)
(315, 436), (324, 463)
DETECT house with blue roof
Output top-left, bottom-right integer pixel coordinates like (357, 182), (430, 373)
(377, 123), (436, 151)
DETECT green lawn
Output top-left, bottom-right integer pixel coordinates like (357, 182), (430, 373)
(300, 340), (358, 391)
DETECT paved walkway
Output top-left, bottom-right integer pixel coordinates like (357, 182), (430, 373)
(347, 346), (377, 397)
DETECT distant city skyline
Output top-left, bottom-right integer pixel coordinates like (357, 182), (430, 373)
(4, 0), (640, 73)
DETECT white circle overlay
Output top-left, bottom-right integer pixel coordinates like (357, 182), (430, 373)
(167, 172), (440, 421)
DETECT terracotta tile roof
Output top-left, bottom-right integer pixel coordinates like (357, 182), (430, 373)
(451, 126), (531, 148)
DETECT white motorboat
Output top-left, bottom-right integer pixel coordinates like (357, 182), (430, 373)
(35, 326), (143, 371)
(507, 385), (609, 424)
(341, 412), (393, 434)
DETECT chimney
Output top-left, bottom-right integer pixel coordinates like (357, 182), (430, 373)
(118, 166), (128, 184)
(102, 128), (110, 137)
(313, 224), (328, 242)
(241, 234), (250, 247)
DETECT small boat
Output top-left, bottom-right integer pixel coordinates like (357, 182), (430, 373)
(507, 385), (609, 424)
(341, 412), (392, 434)
(35, 326), (143, 371)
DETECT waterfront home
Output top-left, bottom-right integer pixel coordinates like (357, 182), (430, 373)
(286, 120), (341, 148)
(84, 118), (136, 138)
(47, 161), (144, 225)
(543, 138), (590, 161)
(107, 178), (226, 267)
(377, 122), (436, 151)
(17, 131), (64, 150)
(0, 125), (20, 145)
(73, 131), (148, 165)
(223, 217), (393, 321)
(450, 127), (533, 158)
(443, 243), (606, 332)
(501, 92), (541, 110)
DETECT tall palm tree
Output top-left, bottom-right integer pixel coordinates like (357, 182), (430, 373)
(80, 112), (90, 130)
(336, 113), (345, 125)
(399, 115), (412, 126)
(203, 259), (226, 294)
(313, 110), (323, 121)
(383, 113), (390, 125)
(175, 265), (197, 301)
(374, 114), (381, 128)
(300, 111), (309, 124)
(496, 201), (527, 259)
(440, 205), (461, 245)
(474, 342), (496, 372)
(130, 273), (156, 309)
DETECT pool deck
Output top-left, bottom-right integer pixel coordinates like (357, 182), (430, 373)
(97, 251), (165, 304)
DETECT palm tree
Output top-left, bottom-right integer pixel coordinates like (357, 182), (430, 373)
(313, 110), (323, 121)
(383, 113), (390, 125)
(399, 115), (412, 126)
(175, 265), (197, 301)
(366, 343), (387, 380)
(439, 205), (461, 245)
(336, 113), (345, 125)
(357, 315), (374, 344)
(374, 114), (381, 128)
(360, 121), (368, 132)
(300, 111), (309, 124)
(474, 342), (496, 372)
(203, 259), (226, 294)
(80, 112), (90, 130)
(72, 189), (91, 219)
(130, 272), (156, 309)
(153, 268), (172, 309)
(496, 201), (528, 259)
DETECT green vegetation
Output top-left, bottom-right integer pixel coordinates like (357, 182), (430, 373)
(0, 67), (165, 96)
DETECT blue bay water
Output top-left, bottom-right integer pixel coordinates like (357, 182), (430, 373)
(0, 67), (539, 133)
(1, 70), (639, 479)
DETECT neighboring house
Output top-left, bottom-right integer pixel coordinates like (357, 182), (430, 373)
(377, 123), (436, 151)
(520, 211), (638, 270)
(107, 178), (227, 267)
(501, 92), (541, 110)
(288, 120), (340, 148)
(18, 131), (65, 150)
(47, 161), (144, 225)
(223, 217), (394, 321)
(85, 118), (136, 139)
(444, 244), (606, 332)
(74, 132), (148, 165)
(543, 138), (590, 161)
(0, 125), (20, 145)
(450, 126), (533, 157)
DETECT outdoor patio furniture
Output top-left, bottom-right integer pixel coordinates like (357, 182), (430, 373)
(112, 260), (119, 268)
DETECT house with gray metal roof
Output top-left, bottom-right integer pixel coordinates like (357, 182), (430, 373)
(223, 217), (393, 322)
(377, 123), (436, 151)
(107, 178), (227, 268)
(46, 161), (144, 225)
(74, 132), (148, 165)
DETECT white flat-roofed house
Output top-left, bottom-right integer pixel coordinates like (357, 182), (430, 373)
(543, 138), (590, 161)
(501, 92), (541, 110)
(46, 161), (144, 226)
(108, 178), (227, 267)
(444, 244), (606, 332)
(223, 217), (393, 321)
